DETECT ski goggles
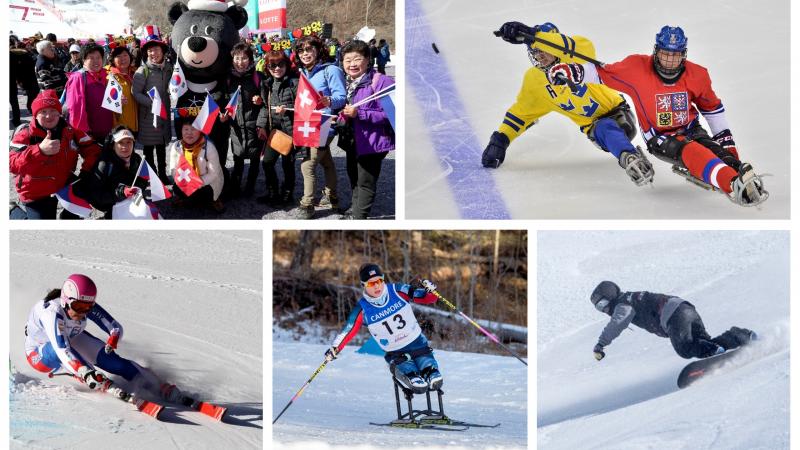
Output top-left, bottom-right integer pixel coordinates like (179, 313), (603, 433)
(67, 299), (95, 314)
(594, 299), (610, 313)
(362, 277), (384, 288)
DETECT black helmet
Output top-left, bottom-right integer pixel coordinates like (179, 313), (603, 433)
(590, 281), (620, 309)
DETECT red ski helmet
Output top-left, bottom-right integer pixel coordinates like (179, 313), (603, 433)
(61, 274), (97, 311)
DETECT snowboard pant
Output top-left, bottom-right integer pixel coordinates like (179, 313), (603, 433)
(666, 303), (749, 359)
(26, 331), (139, 381)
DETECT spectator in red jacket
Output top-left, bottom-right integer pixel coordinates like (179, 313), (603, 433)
(10, 90), (101, 219)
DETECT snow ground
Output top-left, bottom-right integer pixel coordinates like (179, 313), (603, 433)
(272, 339), (528, 449)
(406, 0), (790, 219)
(9, 230), (263, 449)
(537, 231), (790, 449)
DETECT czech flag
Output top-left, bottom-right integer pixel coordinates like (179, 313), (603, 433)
(192, 93), (220, 136)
(54, 185), (92, 218)
(138, 160), (172, 201)
(378, 89), (395, 130)
(147, 87), (167, 127)
(225, 86), (241, 117)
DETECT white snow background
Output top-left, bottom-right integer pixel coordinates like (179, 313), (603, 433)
(406, 0), (790, 219)
(537, 230), (790, 449)
(8, 230), (263, 449)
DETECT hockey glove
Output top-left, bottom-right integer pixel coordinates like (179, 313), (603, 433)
(77, 366), (105, 390)
(712, 129), (740, 166)
(482, 131), (510, 168)
(104, 329), (121, 354)
(547, 63), (584, 86)
(498, 22), (537, 45)
(324, 346), (339, 362)
(593, 343), (605, 361)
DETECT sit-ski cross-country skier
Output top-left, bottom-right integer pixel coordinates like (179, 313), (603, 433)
(590, 281), (755, 361)
(24, 273), (183, 401)
(324, 263), (444, 394)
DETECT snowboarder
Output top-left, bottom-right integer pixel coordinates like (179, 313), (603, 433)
(547, 25), (766, 206)
(24, 274), (183, 402)
(324, 263), (444, 394)
(483, 21), (654, 186)
(590, 281), (755, 360)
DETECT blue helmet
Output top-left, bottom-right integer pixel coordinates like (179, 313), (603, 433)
(655, 26), (688, 52)
(527, 22), (561, 70)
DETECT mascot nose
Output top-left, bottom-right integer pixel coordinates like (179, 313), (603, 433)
(187, 36), (207, 53)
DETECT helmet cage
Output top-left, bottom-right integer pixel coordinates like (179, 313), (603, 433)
(653, 45), (687, 78)
(528, 46), (559, 72)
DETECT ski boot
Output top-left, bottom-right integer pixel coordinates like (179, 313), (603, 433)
(730, 163), (767, 206)
(423, 367), (444, 391)
(396, 370), (428, 394)
(619, 148), (654, 186)
(160, 383), (184, 403)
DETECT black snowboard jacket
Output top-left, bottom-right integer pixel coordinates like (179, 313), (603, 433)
(597, 291), (689, 347)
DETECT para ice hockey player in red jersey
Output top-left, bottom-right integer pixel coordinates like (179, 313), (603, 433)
(548, 25), (767, 206)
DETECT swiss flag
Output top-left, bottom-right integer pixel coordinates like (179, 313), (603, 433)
(294, 73), (320, 120)
(172, 152), (204, 197)
(293, 111), (331, 147)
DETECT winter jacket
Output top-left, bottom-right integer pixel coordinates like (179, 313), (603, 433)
(346, 69), (395, 156)
(298, 62), (347, 115)
(167, 139), (224, 201)
(132, 60), (173, 146)
(64, 60), (82, 73)
(9, 118), (101, 202)
(109, 69), (139, 132)
(11, 48), (39, 89)
(377, 44), (391, 66)
(74, 146), (148, 214)
(257, 74), (298, 133)
(227, 67), (263, 158)
(64, 69), (113, 139)
(596, 291), (687, 347)
(35, 54), (67, 95)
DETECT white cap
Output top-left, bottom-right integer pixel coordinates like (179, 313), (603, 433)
(69, 44), (81, 53)
(112, 128), (135, 143)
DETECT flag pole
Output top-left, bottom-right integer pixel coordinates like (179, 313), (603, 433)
(131, 155), (146, 186)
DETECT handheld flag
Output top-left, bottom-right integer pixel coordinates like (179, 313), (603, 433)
(173, 152), (204, 196)
(147, 87), (168, 128)
(54, 185), (92, 218)
(378, 90), (395, 130)
(294, 73), (320, 120)
(192, 93), (220, 135)
(101, 75), (123, 113)
(293, 112), (331, 147)
(225, 86), (241, 117)
(168, 62), (188, 105)
(138, 160), (172, 201)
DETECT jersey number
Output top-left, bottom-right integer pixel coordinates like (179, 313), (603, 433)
(381, 313), (407, 335)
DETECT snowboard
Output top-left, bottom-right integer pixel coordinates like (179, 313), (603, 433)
(677, 347), (745, 389)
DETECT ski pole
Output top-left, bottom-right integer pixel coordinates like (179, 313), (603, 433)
(272, 359), (329, 424)
(426, 286), (528, 366)
(492, 29), (605, 66)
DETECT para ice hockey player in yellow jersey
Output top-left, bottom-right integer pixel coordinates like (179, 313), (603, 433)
(482, 22), (654, 186)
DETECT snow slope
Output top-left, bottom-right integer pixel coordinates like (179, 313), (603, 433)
(406, 0), (790, 219)
(10, 0), (132, 39)
(9, 230), (263, 449)
(537, 231), (790, 449)
(272, 341), (528, 449)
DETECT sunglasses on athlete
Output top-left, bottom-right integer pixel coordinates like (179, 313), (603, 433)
(362, 277), (384, 288)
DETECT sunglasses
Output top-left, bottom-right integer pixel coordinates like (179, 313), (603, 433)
(268, 62), (286, 70)
(297, 46), (316, 54)
(362, 278), (384, 288)
(67, 299), (95, 314)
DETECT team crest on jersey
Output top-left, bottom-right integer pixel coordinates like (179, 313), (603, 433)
(655, 92), (689, 127)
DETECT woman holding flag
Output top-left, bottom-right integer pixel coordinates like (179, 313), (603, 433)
(132, 25), (173, 182)
(294, 35), (347, 220)
(108, 46), (138, 134)
(225, 42), (264, 198)
(338, 40), (395, 220)
(64, 43), (114, 143)
(167, 117), (226, 214)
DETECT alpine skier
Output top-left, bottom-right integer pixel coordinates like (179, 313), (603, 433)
(547, 26), (766, 206)
(24, 274), (183, 402)
(483, 22), (654, 186)
(590, 281), (755, 360)
(324, 263), (444, 394)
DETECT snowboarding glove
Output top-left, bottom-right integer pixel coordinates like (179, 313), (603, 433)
(497, 22), (537, 45)
(593, 343), (605, 361)
(482, 131), (510, 168)
(324, 346), (338, 362)
(77, 366), (105, 389)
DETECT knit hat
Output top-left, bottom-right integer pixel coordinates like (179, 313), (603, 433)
(31, 90), (61, 117)
(359, 263), (384, 283)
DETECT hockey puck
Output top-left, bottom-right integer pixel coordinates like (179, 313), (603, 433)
(432, 43), (440, 54)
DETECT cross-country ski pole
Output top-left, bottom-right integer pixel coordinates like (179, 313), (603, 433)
(426, 284), (528, 366)
(492, 30), (605, 66)
(272, 359), (329, 424)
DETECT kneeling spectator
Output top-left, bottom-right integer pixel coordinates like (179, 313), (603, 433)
(167, 119), (225, 213)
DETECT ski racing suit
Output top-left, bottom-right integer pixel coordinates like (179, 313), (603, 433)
(24, 296), (143, 383)
(330, 282), (441, 380)
(582, 55), (742, 193)
(596, 291), (750, 359)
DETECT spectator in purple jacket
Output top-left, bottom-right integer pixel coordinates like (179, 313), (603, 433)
(338, 40), (395, 219)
